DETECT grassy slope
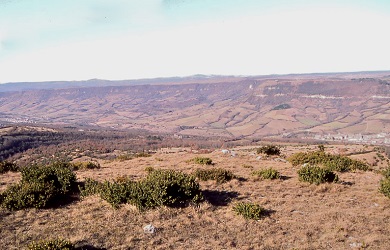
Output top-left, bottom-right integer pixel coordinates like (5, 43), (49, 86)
(1, 144), (390, 249)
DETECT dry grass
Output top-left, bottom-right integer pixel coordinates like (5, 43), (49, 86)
(1, 145), (390, 249)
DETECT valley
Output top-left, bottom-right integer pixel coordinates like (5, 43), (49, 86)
(1, 72), (390, 144)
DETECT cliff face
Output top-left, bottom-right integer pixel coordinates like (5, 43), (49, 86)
(1, 72), (390, 138)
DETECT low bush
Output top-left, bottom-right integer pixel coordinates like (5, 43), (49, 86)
(138, 169), (203, 209)
(252, 168), (280, 180)
(99, 179), (138, 208)
(116, 154), (133, 161)
(27, 238), (74, 250)
(0, 161), (19, 174)
(379, 178), (390, 198)
(21, 163), (76, 194)
(79, 178), (101, 197)
(69, 161), (100, 171)
(257, 145), (281, 156)
(116, 152), (151, 161)
(2, 182), (56, 210)
(288, 151), (369, 172)
(297, 165), (339, 185)
(379, 167), (390, 198)
(1, 163), (77, 210)
(233, 202), (265, 220)
(134, 152), (151, 158)
(382, 167), (390, 179)
(194, 168), (235, 183)
(80, 169), (203, 210)
(189, 157), (213, 165)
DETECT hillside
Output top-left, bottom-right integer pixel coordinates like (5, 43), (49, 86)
(1, 71), (390, 142)
(1, 144), (390, 249)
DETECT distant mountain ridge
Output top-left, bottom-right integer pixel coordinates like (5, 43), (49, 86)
(0, 75), (236, 92)
(1, 71), (389, 92)
(1, 71), (390, 141)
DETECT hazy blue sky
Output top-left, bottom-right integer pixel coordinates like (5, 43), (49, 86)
(0, 0), (389, 83)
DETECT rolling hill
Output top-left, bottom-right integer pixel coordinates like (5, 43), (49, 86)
(1, 71), (390, 142)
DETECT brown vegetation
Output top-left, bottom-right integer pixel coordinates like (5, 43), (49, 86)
(1, 144), (390, 249)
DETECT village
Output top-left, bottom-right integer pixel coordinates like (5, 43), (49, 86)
(306, 132), (390, 145)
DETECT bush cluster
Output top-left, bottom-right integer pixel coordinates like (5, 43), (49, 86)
(382, 167), (390, 179)
(288, 151), (369, 172)
(379, 167), (390, 198)
(134, 152), (151, 158)
(68, 161), (100, 171)
(1, 163), (76, 210)
(188, 157), (213, 165)
(80, 169), (203, 210)
(79, 178), (101, 197)
(0, 161), (19, 174)
(116, 154), (133, 161)
(27, 238), (74, 250)
(193, 168), (235, 183)
(379, 178), (390, 198)
(256, 145), (281, 156)
(116, 152), (151, 161)
(252, 168), (280, 180)
(297, 165), (339, 185)
(233, 202), (265, 220)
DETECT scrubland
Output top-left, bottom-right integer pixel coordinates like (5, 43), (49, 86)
(1, 144), (390, 249)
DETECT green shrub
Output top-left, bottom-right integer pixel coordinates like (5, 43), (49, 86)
(1, 182), (56, 210)
(98, 180), (137, 208)
(80, 169), (203, 210)
(233, 202), (265, 220)
(0, 161), (19, 174)
(79, 178), (101, 197)
(21, 163), (76, 194)
(116, 154), (133, 161)
(379, 167), (390, 198)
(297, 165), (339, 185)
(116, 152), (151, 161)
(1, 163), (76, 210)
(134, 152), (151, 158)
(252, 168), (280, 180)
(288, 151), (369, 172)
(382, 167), (390, 179)
(257, 145), (280, 156)
(69, 161), (100, 171)
(194, 168), (235, 183)
(379, 178), (390, 198)
(139, 169), (203, 209)
(27, 238), (74, 250)
(189, 157), (213, 165)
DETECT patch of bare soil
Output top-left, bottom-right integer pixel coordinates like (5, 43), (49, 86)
(1, 145), (390, 249)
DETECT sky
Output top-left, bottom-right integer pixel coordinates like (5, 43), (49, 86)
(0, 0), (389, 83)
